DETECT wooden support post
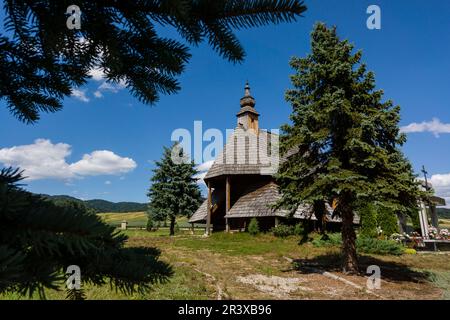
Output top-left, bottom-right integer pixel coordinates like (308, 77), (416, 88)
(190, 223), (194, 235)
(430, 205), (439, 229)
(275, 217), (279, 227)
(418, 201), (429, 239)
(226, 176), (231, 232)
(206, 182), (212, 236)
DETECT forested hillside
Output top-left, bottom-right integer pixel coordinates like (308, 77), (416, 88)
(42, 195), (147, 213)
(437, 208), (450, 219)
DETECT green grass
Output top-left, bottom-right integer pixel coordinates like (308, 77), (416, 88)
(428, 271), (450, 300)
(124, 228), (205, 238)
(171, 232), (329, 257)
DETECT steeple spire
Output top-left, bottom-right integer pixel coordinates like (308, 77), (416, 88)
(237, 81), (259, 132)
(240, 81), (255, 108)
(244, 81), (251, 97)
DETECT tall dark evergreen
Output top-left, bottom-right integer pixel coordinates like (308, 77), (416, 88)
(0, 167), (172, 299)
(148, 145), (202, 236)
(0, 0), (306, 123)
(276, 23), (421, 273)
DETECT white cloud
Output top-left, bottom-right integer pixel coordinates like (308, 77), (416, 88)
(0, 139), (137, 181)
(88, 67), (106, 81)
(69, 150), (136, 176)
(196, 160), (214, 172)
(400, 118), (450, 137)
(98, 79), (127, 94)
(0, 139), (73, 180)
(194, 160), (214, 185)
(105, 180), (112, 185)
(430, 173), (450, 208)
(94, 90), (103, 98)
(71, 89), (90, 103)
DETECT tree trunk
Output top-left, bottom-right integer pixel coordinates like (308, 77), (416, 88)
(313, 200), (326, 234)
(340, 199), (358, 274)
(169, 216), (176, 236)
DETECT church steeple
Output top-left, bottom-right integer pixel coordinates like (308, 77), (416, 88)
(237, 81), (259, 132)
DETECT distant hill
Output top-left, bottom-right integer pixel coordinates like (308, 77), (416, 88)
(41, 194), (147, 213)
(437, 208), (450, 219)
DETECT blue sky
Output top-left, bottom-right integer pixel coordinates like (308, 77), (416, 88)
(1, 0), (450, 205)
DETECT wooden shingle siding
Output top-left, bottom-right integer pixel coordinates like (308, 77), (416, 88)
(205, 128), (279, 180)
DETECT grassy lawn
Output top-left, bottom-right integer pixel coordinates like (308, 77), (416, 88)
(2, 228), (450, 300)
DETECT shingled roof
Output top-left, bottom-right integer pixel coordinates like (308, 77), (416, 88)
(189, 182), (359, 223)
(189, 199), (208, 223)
(204, 128), (279, 180)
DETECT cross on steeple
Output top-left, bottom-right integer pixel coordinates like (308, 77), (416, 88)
(244, 80), (251, 97)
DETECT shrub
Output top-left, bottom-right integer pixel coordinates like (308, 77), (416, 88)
(248, 218), (259, 235)
(146, 217), (154, 231)
(356, 237), (404, 255)
(404, 248), (417, 254)
(312, 233), (342, 247)
(293, 223), (304, 236)
(377, 207), (399, 237)
(312, 233), (404, 255)
(359, 203), (378, 238)
(271, 224), (294, 238)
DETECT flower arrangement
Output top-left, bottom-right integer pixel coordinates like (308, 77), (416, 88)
(427, 227), (449, 240)
(407, 232), (425, 248)
(428, 226), (438, 239)
(439, 228), (449, 239)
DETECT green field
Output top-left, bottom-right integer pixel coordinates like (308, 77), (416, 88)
(439, 219), (450, 230)
(98, 211), (148, 228)
(97, 212), (204, 229)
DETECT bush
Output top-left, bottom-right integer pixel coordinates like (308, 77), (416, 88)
(248, 218), (260, 235)
(271, 224), (294, 238)
(146, 217), (154, 231)
(359, 203), (378, 238)
(312, 233), (404, 255)
(293, 223), (304, 236)
(356, 237), (404, 255)
(404, 248), (417, 254)
(270, 223), (307, 239)
(312, 233), (342, 247)
(377, 207), (399, 237)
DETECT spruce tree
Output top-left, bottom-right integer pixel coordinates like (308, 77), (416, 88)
(148, 145), (202, 236)
(276, 23), (421, 273)
(0, 167), (172, 299)
(1, 0), (306, 123)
